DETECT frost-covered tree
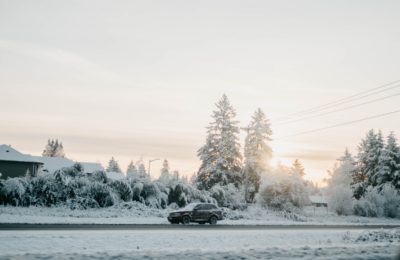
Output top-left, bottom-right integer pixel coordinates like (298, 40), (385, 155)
(354, 130), (384, 198)
(377, 133), (400, 189)
(243, 108), (272, 203)
(197, 94), (243, 190)
(126, 161), (138, 179)
(42, 139), (65, 158)
(137, 161), (148, 179)
(158, 159), (171, 184)
(106, 157), (122, 173)
(325, 149), (356, 215)
(291, 159), (305, 177)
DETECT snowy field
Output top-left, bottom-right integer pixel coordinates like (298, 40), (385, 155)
(1, 205), (400, 226)
(0, 228), (399, 259)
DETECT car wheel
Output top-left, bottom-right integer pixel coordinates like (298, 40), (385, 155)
(182, 215), (190, 225)
(199, 222), (206, 225)
(209, 216), (217, 225)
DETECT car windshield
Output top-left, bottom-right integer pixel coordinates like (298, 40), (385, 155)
(181, 203), (199, 211)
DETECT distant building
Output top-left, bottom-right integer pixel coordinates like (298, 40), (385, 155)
(309, 195), (328, 207)
(0, 144), (104, 179)
(0, 145), (43, 179)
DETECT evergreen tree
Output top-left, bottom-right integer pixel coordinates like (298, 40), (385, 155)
(243, 108), (272, 203)
(42, 139), (65, 158)
(325, 149), (356, 215)
(137, 161), (147, 179)
(197, 94), (243, 190)
(291, 159), (305, 177)
(126, 161), (138, 179)
(106, 157), (122, 173)
(158, 159), (171, 184)
(354, 130), (384, 198)
(377, 132), (400, 189)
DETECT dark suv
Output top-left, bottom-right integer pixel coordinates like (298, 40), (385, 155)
(168, 203), (224, 225)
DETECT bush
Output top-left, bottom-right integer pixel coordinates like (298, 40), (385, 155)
(210, 184), (245, 209)
(109, 180), (133, 202)
(327, 185), (354, 216)
(353, 184), (400, 218)
(258, 179), (309, 211)
(1, 178), (29, 206)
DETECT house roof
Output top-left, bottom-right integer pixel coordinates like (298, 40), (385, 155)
(32, 156), (104, 174)
(0, 145), (43, 164)
(309, 195), (327, 204)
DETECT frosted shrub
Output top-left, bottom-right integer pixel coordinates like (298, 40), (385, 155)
(54, 163), (84, 185)
(352, 185), (400, 218)
(132, 182), (144, 202)
(259, 179), (309, 211)
(327, 185), (354, 216)
(353, 199), (379, 217)
(90, 170), (109, 184)
(168, 183), (187, 207)
(210, 184), (245, 209)
(27, 173), (63, 206)
(83, 182), (117, 207)
(109, 180), (133, 202)
(380, 184), (400, 218)
(1, 178), (28, 206)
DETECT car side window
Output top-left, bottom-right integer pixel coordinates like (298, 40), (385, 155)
(194, 204), (204, 210)
(209, 204), (217, 209)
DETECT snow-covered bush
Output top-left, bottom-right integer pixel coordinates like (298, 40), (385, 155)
(210, 184), (245, 209)
(82, 182), (117, 208)
(27, 173), (63, 206)
(258, 179), (309, 211)
(380, 184), (400, 218)
(0, 178), (29, 206)
(353, 184), (400, 218)
(109, 179), (133, 202)
(327, 185), (353, 216)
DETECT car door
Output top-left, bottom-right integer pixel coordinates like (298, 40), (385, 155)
(191, 204), (204, 221)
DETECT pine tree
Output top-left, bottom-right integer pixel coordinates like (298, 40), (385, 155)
(326, 149), (356, 215)
(354, 129), (384, 198)
(158, 159), (171, 184)
(126, 161), (138, 179)
(106, 157), (122, 173)
(137, 162), (147, 179)
(243, 108), (272, 203)
(197, 94), (243, 190)
(42, 139), (65, 158)
(377, 132), (400, 189)
(291, 159), (305, 177)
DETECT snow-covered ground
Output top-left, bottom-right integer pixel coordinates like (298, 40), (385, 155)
(1, 204), (400, 226)
(0, 228), (399, 259)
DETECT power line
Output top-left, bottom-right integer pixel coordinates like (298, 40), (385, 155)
(275, 80), (400, 122)
(276, 92), (400, 126)
(274, 109), (400, 140)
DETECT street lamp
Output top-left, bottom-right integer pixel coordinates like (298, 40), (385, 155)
(148, 158), (160, 179)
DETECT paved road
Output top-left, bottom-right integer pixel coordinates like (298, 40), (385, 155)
(1, 223), (399, 230)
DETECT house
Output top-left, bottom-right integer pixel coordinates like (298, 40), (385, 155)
(309, 195), (328, 207)
(0, 144), (104, 179)
(0, 145), (43, 179)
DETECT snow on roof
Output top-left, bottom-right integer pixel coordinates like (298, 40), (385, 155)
(309, 195), (327, 204)
(0, 145), (43, 164)
(33, 156), (104, 174)
(107, 171), (126, 180)
(80, 162), (104, 173)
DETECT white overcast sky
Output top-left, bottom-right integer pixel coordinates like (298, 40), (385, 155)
(1, 0), (400, 183)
